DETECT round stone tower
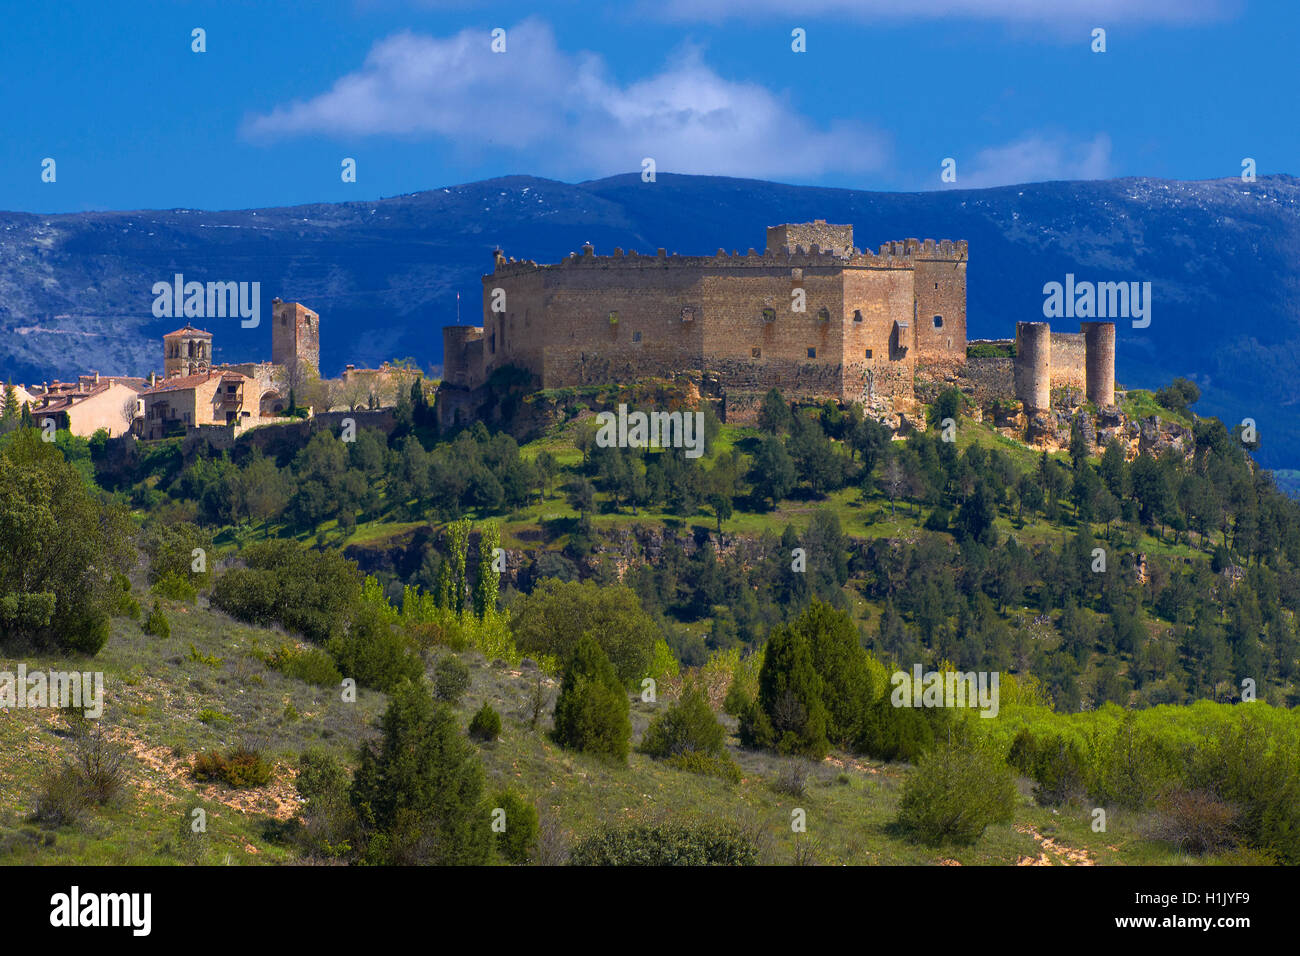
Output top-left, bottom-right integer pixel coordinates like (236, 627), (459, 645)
(1015, 322), (1051, 412)
(1081, 321), (1116, 406)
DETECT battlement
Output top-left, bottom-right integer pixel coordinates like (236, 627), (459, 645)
(766, 220), (854, 258)
(487, 236), (966, 279)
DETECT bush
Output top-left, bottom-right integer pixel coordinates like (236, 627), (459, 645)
(31, 727), (128, 827)
(511, 578), (659, 685)
(664, 751), (743, 784)
(349, 681), (491, 866)
(265, 643), (343, 687)
(568, 822), (758, 866)
(192, 746), (274, 788)
(491, 789), (539, 864)
(897, 725), (1017, 846)
(770, 761), (808, 797)
(855, 692), (942, 763)
(1154, 377), (1200, 413)
(143, 601), (170, 638)
(552, 635), (631, 761)
(210, 541), (362, 644)
(639, 687), (726, 759)
(741, 620), (829, 759)
(469, 703), (501, 742)
(1008, 728), (1088, 806)
(295, 749), (355, 859)
(433, 654), (471, 704)
(1148, 787), (1239, 855)
(327, 603), (422, 693)
(69, 725), (128, 805)
(152, 571), (197, 603)
(31, 767), (91, 828)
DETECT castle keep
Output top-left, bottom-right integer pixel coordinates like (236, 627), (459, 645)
(440, 222), (1116, 426)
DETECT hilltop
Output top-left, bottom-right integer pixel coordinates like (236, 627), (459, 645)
(3, 173), (1300, 466)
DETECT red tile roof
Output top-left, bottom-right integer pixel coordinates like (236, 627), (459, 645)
(163, 324), (213, 338)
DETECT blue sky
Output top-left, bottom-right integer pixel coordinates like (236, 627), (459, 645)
(3, 0), (1291, 213)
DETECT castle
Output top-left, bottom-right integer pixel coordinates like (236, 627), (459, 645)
(439, 222), (1117, 427)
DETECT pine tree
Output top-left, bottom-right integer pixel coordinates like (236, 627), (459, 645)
(552, 634), (631, 761)
(746, 620), (829, 759)
(350, 680), (490, 865)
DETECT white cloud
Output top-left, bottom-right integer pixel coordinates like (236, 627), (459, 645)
(242, 19), (889, 181)
(948, 133), (1113, 188)
(649, 0), (1235, 25)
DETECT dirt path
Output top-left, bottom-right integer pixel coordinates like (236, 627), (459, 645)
(1014, 823), (1096, 866)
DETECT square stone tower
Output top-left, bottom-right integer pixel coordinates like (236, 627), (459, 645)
(271, 299), (320, 374)
(162, 324), (213, 378)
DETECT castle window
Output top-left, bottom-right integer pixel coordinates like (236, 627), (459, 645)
(853, 310), (863, 323)
(934, 282), (939, 289)
(864, 349), (873, 359)
(632, 331), (642, 343)
(762, 308), (776, 323)
(933, 315), (943, 328)
(807, 347), (816, 359)
(752, 347), (761, 358)
(489, 333), (496, 353)
(816, 307), (830, 323)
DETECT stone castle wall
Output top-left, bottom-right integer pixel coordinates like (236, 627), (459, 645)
(1050, 332), (1087, 391)
(456, 228), (965, 423)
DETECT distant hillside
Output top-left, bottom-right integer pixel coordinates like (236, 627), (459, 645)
(3, 172), (1299, 467)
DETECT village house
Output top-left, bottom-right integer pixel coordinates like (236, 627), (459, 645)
(137, 370), (255, 440)
(28, 373), (147, 438)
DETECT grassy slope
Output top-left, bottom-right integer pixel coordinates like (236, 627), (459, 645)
(0, 592), (1208, 866)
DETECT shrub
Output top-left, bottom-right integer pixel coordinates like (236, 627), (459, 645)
(665, 751), (743, 784)
(433, 654), (472, 704)
(469, 703), (501, 742)
(896, 725), (1017, 846)
(855, 693), (941, 763)
(192, 746), (274, 788)
(639, 686), (726, 759)
(1149, 787), (1239, 855)
(69, 725), (128, 805)
(511, 578), (659, 685)
(568, 822), (758, 866)
(152, 571), (197, 603)
(143, 601), (170, 638)
(552, 635), (631, 761)
(742, 620), (829, 759)
(349, 681), (491, 866)
(492, 789), (539, 864)
(327, 603), (422, 693)
(295, 748), (355, 859)
(31, 767), (91, 828)
(266, 643), (343, 687)
(770, 761), (808, 797)
(1008, 728), (1088, 806)
(210, 541), (362, 644)
(196, 708), (232, 725)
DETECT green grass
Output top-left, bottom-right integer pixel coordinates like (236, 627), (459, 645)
(0, 582), (1241, 866)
